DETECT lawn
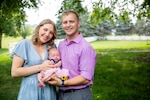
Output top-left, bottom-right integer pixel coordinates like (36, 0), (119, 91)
(0, 40), (150, 100)
(90, 40), (150, 100)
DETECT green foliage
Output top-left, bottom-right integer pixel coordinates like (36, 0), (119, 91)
(56, 11), (100, 37)
(0, 0), (40, 34)
(21, 25), (33, 39)
(57, 0), (86, 17)
(89, 7), (114, 26)
(56, 19), (66, 39)
(134, 20), (148, 36)
(79, 12), (99, 37)
(0, 0), (40, 48)
(139, 0), (150, 19)
(89, 0), (150, 26)
(114, 20), (135, 35)
(56, 0), (99, 37)
(56, 0), (86, 38)
(119, 11), (131, 22)
(57, 0), (150, 38)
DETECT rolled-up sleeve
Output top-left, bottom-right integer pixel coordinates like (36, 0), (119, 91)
(80, 46), (97, 80)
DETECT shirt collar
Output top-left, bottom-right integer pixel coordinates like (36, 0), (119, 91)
(64, 33), (82, 44)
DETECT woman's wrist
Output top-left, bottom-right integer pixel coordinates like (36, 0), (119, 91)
(38, 65), (42, 71)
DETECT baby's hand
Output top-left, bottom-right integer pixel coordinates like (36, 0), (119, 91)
(51, 61), (62, 68)
(49, 61), (55, 65)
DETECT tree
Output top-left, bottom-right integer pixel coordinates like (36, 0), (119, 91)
(56, 0), (86, 38)
(89, 0), (150, 26)
(56, 0), (99, 38)
(0, 0), (40, 48)
(115, 20), (135, 35)
(145, 23), (150, 36)
(56, 0), (86, 17)
(135, 20), (147, 36)
(79, 11), (99, 37)
(56, 16), (66, 39)
(21, 25), (33, 39)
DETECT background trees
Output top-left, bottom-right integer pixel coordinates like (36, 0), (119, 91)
(56, 0), (99, 38)
(0, 0), (150, 48)
(0, 0), (40, 48)
(56, 0), (150, 38)
(89, 0), (150, 25)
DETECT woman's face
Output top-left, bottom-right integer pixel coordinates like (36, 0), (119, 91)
(38, 24), (54, 43)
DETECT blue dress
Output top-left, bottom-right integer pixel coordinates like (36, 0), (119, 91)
(11, 39), (56, 100)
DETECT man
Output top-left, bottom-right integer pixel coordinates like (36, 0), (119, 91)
(47, 10), (97, 100)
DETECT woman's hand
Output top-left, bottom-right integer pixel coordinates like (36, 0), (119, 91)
(40, 60), (54, 71)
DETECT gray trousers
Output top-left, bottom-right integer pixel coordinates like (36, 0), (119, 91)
(57, 87), (92, 100)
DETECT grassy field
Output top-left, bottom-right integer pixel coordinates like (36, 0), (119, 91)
(0, 39), (150, 100)
(2, 35), (31, 48)
(91, 41), (150, 100)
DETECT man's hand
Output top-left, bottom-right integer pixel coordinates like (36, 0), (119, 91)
(46, 74), (62, 86)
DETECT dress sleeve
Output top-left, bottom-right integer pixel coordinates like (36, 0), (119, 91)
(10, 39), (28, 64)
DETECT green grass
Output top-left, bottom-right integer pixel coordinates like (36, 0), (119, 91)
(92, 52), (150, 100)
(2, 35), (31, 48)
(0, 40), (150, 100)
(0, 49), (21, 100)
(91, 40), (150, 52)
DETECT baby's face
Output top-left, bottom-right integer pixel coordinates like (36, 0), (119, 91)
(49, 49), (60, 60)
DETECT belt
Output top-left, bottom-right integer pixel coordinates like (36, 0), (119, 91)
(59, 86), (89, 93)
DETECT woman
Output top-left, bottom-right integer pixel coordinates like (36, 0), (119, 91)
(11, 19), (57, 100)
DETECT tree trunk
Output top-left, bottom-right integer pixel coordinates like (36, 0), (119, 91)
(0, 29), (2, 49)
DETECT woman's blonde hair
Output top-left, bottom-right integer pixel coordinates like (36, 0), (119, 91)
(31, 19), (57, 47)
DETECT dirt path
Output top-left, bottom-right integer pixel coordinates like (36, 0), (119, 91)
(122, 49), (150, 52)
(97, 49), (150, 55)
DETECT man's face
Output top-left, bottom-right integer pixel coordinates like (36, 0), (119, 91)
(61, 13), (80, 37)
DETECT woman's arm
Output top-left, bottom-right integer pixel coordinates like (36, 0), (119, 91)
(11, 54), (52, 77)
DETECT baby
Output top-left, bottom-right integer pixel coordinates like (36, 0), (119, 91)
(38, 48), (69, 87)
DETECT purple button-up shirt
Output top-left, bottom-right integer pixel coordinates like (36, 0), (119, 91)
(58, 33), (97, 90)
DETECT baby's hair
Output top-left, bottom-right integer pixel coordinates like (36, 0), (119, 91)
(48, 47), (57, 52)
(48, 46), (52, 51)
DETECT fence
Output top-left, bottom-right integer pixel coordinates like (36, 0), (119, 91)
(104, 36), (150, 40)
(8, 42), (18, 54)
(8, 36), (150, 54)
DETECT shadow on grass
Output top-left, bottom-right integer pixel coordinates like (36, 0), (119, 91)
(92, 52), (150, 100)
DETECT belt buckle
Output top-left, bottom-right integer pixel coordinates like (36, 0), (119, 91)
(70, 89), (75, 92)
(61, 89), (76, 93)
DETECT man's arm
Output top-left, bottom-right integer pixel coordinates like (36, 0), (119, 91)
(47, 75), (90, 86)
